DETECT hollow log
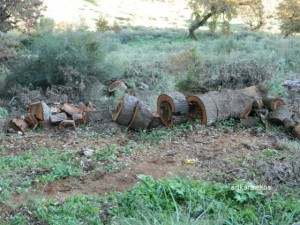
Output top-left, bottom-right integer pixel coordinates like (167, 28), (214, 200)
(59, 120), (76, 132)
(50, 113), (68, 125)
(12, 119), (28, 132)
(112, 95), (138, 126)
(129, 101), (153, 130)
(24, 113), (38, 129)
(268, 105), (293, 125)
(262, 97), (285, 111)
(28, 101), (51, 121)
(147, 113), (164, 129)
(293, 124), (300, 138)
(157, 92), (189, 127)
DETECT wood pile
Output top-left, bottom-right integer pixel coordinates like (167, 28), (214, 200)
(0, 101), (94, 134)
(112, 85), (299, 138)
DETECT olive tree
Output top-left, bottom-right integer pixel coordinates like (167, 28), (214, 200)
(277, 0), (300, 36)
(0, 0), (44, 32)
(188, 0), (264, 40)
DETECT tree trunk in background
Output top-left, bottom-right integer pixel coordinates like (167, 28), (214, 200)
(189, 13), (213, 40)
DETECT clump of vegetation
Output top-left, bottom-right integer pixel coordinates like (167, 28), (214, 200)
(96, 16), (121, 32)
(277, 0), (300, 36)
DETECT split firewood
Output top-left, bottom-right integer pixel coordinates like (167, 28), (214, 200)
(112, 95), (139, 126)
(50, 113), (68, 125)
(72, 112), (88, 125)
(38, 121), (51, 129)
(157, 92), (189, 127)
(61, 103), (82, 116)
(293, 124), (300, 138)
(28, 101), (51, 121)
(12, 119), (28, 132)
(59, 120), (76, 131)
(24, 113), (38, 129)
(268, 105), (293, 126)
(50, 106), (62, 114)
(262, 97), (285, 111)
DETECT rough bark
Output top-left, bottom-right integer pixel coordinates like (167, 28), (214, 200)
(112, 95), (138, 126)
(129, 101), (153, 130)
(157, 92), (189, 127)
(268, 105), (293, 125)
(189, 12), (213, 40)
(50, 113), (68, 125)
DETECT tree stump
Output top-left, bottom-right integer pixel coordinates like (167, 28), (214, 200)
(129, 101), (153, 130)
(157, 92), (189, 127)
(112, 95), (138, 126)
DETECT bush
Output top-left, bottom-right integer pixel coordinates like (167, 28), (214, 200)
(7, 30), (104, 90)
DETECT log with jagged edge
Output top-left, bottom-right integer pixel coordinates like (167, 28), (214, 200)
(28, 101), (51, 121)
(128, 101), (153, 130)
(262, 97), (285, 111)
(112, 95), (138, 126)
(157, 92), (189, 127)
(24, 113), (38, 129)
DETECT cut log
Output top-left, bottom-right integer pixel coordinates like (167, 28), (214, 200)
(240, 84), (269, 99)
(283, 118), (296, 131)
(38, 121), (51, 129)
(28, 101), (51, 121)
(128, 101), (153, 130)
(24, 113), (38, 129)
(226, 91), (253, 119)
(187, 94), (218, 126)
(148, 113), (164, 129)
(50, 106), (62, 114)
(293, 124), (300, 138)
(262, 97), (285, 111)
(108, 80), (127, 93)
(268, 105), (293, 125)
(61, 103), (82, 116)
(50, 113), (68, 125)
(59, 120), (76, 131)
(72, 112), (88, 125)
(157, 92), (189, 127)
(12, 119), (28, 132)
(112, 95), (138, 126)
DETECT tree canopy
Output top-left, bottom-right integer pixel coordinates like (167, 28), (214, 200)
(277, 0), (300, 36)
(188, 0), (264, 40)
(0, 0), (44, 33)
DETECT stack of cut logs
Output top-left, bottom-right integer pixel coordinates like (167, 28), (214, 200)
(0, 101), (93, 133)
(112, 85), (300, 138)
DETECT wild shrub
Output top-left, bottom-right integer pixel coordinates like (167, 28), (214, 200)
(6, 30), (104, 90)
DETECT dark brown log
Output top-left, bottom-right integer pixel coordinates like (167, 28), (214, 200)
(50, 113), (68, 125)
(268, 105), (293, 125)
(24, 113), (38, 129)
(61, 103), (82, 116)
(28, 101), (51, 121)
(72, 112), (88, 125)
(157, 92), (189, 127)
(293, 124), (300, 138)
(129, 101), (153, 130)
(108, 80), (127, 93)
(262, 97), (285, 111)
(59, 120), (76, 131)
(147, 113), (164, 129)
(112, 95), (138, 126)
(12, 119), (28, 132)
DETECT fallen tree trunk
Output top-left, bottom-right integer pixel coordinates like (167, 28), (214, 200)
(187, 90), (253, 126)
(268, 105), (293, 126)
(157, 92), (189, 127)
(262, 97), (285, 111)
(112, 95), (138, 126)
(129, 101), (153, 130)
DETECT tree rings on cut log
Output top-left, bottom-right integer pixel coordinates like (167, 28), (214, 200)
(112, 95), (138, 126)
(187, 94), (218, 126)
(128, 101), (153, 130)
(108, 80), (127, 93)
(157, 92), (189, 127)
(293, 124), (300, 138)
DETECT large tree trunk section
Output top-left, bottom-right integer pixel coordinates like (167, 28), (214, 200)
(50, 113), (68, 125)
(128, 101), (153, 130)
(268, 105), (293, 125)
(227, 91), (253, 119)
(262, 97), (285, 111)
(147, 113), (164, 129)
(293, 124), (300, 138)
(28, 101), (51, 121)
(187, 94), (218, 126)
(24, 113), (38, 129)
(112, 95), (138, 126)
(157, 92), (189, 127)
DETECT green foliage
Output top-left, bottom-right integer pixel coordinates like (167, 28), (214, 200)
(277, 0), (300, 36)
(7, 30), (104, 89)
(0, 107), (8, 118)
(95, 16), (121, 32)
